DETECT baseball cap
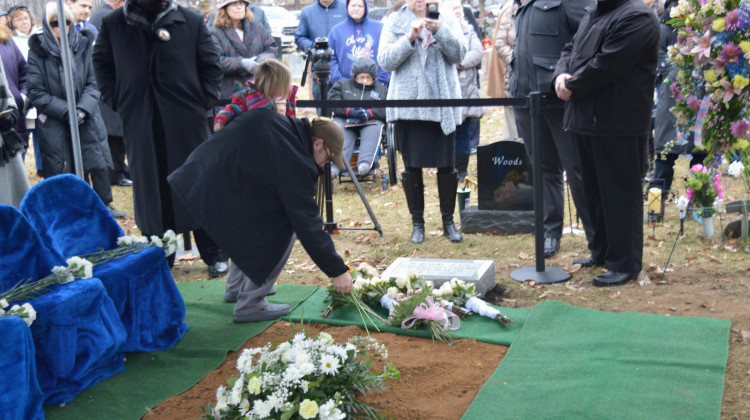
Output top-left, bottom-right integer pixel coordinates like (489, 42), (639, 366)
(311, 117), (345, 170)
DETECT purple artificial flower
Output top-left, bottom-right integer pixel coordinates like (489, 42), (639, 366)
(730, 119), (749, 138)
(725, 9), (741, 30)
(671, 81), (683, 101)
(719, 43), (742, 65)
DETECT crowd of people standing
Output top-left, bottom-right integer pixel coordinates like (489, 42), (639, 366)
(0, 0), (684, 305)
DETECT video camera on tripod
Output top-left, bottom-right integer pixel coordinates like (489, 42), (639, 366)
(300, 37), (333, 89)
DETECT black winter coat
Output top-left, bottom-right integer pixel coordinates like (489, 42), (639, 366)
(89, 3), (123, 137)
(510, 0), (592, 101)
(27, 28), (112, 176)
(93, 6), (222, 234)
(328, 58), (387, 121)
(168, 109), (349, 285)
(554, 0), (659, 137)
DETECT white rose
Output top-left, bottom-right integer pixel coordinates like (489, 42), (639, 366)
(406, 268), (419, 279)
(425, 280), (434, 289)
(395, 276), (409, 289)
(386, 286), (399, 299)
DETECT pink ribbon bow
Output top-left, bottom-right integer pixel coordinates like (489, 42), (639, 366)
(401, 296), (460, 331)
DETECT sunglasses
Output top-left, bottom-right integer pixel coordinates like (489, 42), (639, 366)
(49, 19), (70, 28)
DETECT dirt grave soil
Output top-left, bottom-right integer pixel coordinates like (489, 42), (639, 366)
(143, 322), (507, 420)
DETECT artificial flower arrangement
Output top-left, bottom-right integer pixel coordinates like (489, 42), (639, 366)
(203, 325), (399, 420)
(0, 231), (181, 326)
(686, 163), (724, 217)
(667, 0), (750, 179)
(322, 264), (512, 343)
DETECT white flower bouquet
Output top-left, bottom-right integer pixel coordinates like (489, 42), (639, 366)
(0, 299), (36, 327)
(203, 327), (399, 420)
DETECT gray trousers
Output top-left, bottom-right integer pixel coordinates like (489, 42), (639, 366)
(333, 117), (383, 171)
(514, 107), (595, 242)
(225, 235), (295, 317)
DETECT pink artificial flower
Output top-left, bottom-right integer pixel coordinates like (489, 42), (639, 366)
(725, 9), (740, 30)
(718, 79), (742, 102)
(690, 34), (713, 62)
(687, 187), (694, 201)
(730, 120), (749, 138)
(671, 81), (683, 101)
(686, 96), (702, 112)
(690, 163), (707, 173)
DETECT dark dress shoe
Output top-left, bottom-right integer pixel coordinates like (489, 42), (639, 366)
(593, 271), (636, 287)
(107, 205), (126, 219)
(573, 256), (604, 268)
(209, 260), (229, 278)
(117, 176), (133, 187)
(543, 237), (560, 258)
(411, 223), (425, 244)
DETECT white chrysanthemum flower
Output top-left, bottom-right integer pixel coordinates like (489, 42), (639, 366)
(117, 236), (132, 246)
(240, 398), (251, 415)
(0, 298), (8, 309)
(284, 365), (303, 382)
(150, 235), (163, 248)
(299, 362), (315, 376)
(136, 236), (149, 244)
(247, 376), (262, 394)
(253, 400), (271, 418)
(395, 275), (409, 289)
(319, 399), (346, 420)
(318, 332), (334, 345)
(266, 393), (283, 412)
(21, 303), (36, 326)
(295, 352), (310, 365)
(319, 354), (340, 375)
(727, 161), (745, 178)
(300, 380), (309, 393)
(299, 399), (319, 419)
(163, 230), (176, 242)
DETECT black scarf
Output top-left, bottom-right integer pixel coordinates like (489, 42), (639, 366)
(123, 0), (178, 31)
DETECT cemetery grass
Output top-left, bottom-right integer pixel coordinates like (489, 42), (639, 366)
(25, 107), (750, 419)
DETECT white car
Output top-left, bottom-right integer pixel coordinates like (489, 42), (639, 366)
(260, 6), (299, 52)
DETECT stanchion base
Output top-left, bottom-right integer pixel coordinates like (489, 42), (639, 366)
(510, 265), (571, 284)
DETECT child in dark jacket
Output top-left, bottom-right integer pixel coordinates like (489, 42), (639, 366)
(213, 58), (297, 132)
(328, 57), (388, 176)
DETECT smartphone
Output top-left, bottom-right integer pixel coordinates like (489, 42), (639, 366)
(427, 4), (440, 19)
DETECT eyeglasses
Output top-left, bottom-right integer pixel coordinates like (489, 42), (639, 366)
(49, 20), (71, 28)
(355, 75), (374, 82)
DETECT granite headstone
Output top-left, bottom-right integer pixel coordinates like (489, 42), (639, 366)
(380, 257), (495, 297)
(477, 140), (534, 211)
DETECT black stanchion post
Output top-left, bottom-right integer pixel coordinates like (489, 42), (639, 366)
(510, 92), (571, 284)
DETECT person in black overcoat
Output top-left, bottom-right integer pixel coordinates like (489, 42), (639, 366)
(168, 113), (353, 322)
(510, 0), (595, 258)
(92, 0), (230, 275)
(27, 3), (123, 218)
(553, 0), (659, 286)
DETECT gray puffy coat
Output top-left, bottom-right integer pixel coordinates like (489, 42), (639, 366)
(377, 4), (466, 135)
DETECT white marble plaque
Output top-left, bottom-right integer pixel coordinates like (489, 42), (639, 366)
(380, 258), (495, 297)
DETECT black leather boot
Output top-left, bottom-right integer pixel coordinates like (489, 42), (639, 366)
(401, 171), (425, 243)
(455, 153), (470, 183)
(437, 170), (463, 243)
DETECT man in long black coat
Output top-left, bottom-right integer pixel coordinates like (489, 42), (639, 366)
(553, 0), (658, 286)
(93, 0), (229, 276)
(510, 0), (595, 259)
(168, 113), (353, 322)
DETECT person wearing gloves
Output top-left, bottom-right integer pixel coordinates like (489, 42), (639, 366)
(27, 2), (124, 219)
(377, 0), (467, 244)
(328, 57), (387, 176)
(327, 0), (390, 86)
(210, 0), (277, 103)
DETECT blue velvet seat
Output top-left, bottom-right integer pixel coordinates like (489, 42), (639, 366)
(0, 316), (45, 419)
(20, 174), (188, 353)
(0, 205), (127, 406)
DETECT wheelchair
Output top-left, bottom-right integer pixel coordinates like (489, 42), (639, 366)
(337, 121), (398, 188)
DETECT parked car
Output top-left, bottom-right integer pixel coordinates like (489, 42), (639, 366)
(368, 6), (389, 21)
(260, 5), (299, 52)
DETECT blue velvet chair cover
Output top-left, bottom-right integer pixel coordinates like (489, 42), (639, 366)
(0, 205), (127, 405)
(0, 316), (45, 420)
(20, 174), (188, 352)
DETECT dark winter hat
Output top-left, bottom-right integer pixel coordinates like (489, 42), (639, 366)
(350, 57), (378, 80)
(311, 117), (345, 169)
